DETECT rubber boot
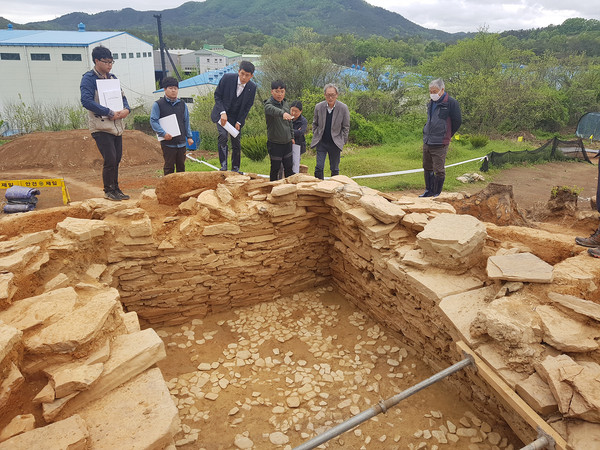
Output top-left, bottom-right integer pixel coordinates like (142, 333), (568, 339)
(218, 145), (228, 171)
(432, 175), (445, 197)
(419, 171), (435, 197)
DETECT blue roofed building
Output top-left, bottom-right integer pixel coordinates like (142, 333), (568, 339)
(0, 23), (155, 114)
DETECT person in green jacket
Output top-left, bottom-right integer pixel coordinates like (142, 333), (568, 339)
(264, 80), (294, 181)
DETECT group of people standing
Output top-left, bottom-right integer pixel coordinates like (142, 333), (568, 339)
(80, 47), (459, 198)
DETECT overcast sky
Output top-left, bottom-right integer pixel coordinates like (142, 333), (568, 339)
(2, 0), (599, 34)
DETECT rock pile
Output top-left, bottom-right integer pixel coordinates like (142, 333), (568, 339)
(0, 170), (599, 448)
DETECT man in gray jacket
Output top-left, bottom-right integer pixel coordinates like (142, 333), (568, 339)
(311, 84), (350, 179)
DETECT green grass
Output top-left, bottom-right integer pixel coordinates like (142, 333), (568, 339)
(185, 137), (541, 193)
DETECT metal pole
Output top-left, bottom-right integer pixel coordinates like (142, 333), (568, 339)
(293, 356), (474, 450)
(519, 436), (550, 450)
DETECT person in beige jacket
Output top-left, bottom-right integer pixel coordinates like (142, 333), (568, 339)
(80, 45), (131, 201)
(310, 84), (350, 179)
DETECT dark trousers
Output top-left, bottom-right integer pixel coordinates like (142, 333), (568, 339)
(422, 143), (449, 177)
(161, 143), (186, 176)
(268, 141), (293, 181)
(217, 123), (241, 171)
(92, 132), (122, 192)
(315, 141), (341, 180)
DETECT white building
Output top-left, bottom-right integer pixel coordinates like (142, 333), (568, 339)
(0, 23), (156, 114)
(153, 44), (243, 77)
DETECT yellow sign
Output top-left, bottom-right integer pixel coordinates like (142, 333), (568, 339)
(517, 136), (523, 142)
(0, 178), (71, 205)
(454, 134), (460, 140)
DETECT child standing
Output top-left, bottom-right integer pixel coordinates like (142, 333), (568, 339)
(150, 77), (194, 175)
(290, 100), (308, 174)
(264, 80), (294, 181)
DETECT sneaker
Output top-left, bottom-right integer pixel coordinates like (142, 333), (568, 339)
(115, 189), (130, 200)
(575, 228), (600, 247)
(104, 190), (121, 201)
(589, 247), (600, 258)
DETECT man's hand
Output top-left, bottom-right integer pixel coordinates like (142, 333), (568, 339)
(164, 133), (173, 141)
(112, 109), (130, 120)
(187, 138), (195, 146)
(283, 112), (293, 121)
(235, 123), (241, 131)
(220, 113), (228, 127)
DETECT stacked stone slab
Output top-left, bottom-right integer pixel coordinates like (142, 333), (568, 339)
(1, 170), (600, 448)
(0, 219), (179, 448)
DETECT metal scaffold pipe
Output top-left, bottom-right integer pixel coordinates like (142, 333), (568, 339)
(519, 436), (551, 450)
(293, 356), (474, 450)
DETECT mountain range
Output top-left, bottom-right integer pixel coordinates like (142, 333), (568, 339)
(0, 0), (465, 42)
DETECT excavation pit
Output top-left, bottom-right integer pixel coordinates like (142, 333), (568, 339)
(1, 171), (599, 449)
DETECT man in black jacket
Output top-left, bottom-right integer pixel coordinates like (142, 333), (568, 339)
(210, 61), (257, 172)
(420, 78), (462, 197)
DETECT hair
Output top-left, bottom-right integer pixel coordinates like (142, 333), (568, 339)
(323, 83), (338, 95)
(290, 100), (303, 111)
(239, 60), (255, 74)
(161, 77), (179, 89)
(92, 46), (113, 62)
(429, 78), (445, 90)
(271, 80), (286, 90)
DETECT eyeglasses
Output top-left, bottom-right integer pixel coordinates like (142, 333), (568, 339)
(325, 93), (337, 98)
(99, 59), (114, 65)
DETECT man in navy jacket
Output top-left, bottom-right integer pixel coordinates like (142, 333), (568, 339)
(210, 61), (257, 172)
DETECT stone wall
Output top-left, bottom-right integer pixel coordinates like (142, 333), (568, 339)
(1, 171), (600, 448)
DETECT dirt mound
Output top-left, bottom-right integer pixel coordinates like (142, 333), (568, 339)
(0, 129), (164, 171)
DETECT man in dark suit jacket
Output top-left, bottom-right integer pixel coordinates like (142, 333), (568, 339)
(211, 61), (257, 172)
(311, 84), (350, 179)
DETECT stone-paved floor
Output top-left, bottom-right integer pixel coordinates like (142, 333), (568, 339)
(153, 287), (519, 449)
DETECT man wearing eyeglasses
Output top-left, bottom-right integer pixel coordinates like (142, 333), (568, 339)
(80, 45), (131, 201)
(311, 84), (350, 180)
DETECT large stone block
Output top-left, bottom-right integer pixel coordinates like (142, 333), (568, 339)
(75, 368), (179, 450)
(417, 213), (487, 270)
(0, 414), (88, 450)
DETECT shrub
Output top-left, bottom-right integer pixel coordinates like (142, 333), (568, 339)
(349, 111), (383, 146)
(132, 115), (153, 134)
(241, 135), (268, 161)
(469, 134), (489, 148)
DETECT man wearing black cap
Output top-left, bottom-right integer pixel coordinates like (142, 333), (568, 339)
(150, 77), (194, 175)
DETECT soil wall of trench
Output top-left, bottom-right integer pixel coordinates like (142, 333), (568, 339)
(1, 171), (599, 448)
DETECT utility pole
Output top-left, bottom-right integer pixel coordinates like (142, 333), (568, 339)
(154, 14), (182, 82)
(154, 14), (167, 79)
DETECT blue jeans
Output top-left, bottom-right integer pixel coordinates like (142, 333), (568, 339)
(314, 141), (341, 179)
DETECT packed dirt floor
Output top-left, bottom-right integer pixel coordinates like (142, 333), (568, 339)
(1, 130), (598, 449)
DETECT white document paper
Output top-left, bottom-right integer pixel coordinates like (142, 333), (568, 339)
(157, 114), (181, 142)
(96, 79), (124, 112)
(222, 121), (239, 138)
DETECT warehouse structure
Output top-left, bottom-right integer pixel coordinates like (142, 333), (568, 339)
(0, 23), (156, 114)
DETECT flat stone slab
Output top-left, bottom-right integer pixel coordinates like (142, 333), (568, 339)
(75, 368), (178, 450)
(403, 269), (484, 304)
(56, 217), (111, 242)
(0, 272), (16, 303)
(439, 285), (496, 345)
(52, 328), (167, 420)
(536, 305), (600, 352)
(417, 213), (486, 268)
(487, 252), (554, 283)
(0, 414), (36, 442)
(0, 323), (22, 366)
(359, 194), (406, 224)
(45, 361), (104, 399)
(515, 372), (558, 415)
(0, 246), (40, 273)
(548, 291), (600, 322)
(0, 414), (88, 450)
(0, 287), (78, 332)
(25, 292), (119, 354)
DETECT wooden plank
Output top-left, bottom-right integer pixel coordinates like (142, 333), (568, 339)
(457, 341), (569, 450)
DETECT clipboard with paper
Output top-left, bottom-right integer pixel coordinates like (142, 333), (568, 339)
(157, 114), (181, 142)
(96, 79), (124, 112)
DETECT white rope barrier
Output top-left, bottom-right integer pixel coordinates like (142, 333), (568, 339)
(185, 153), (487, 181)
